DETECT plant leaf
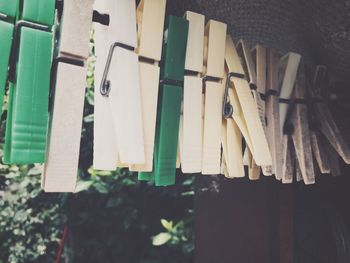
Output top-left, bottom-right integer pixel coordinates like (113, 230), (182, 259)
(152, 232), (171, 246)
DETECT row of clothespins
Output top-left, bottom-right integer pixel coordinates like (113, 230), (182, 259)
(0, 0), (349, 193)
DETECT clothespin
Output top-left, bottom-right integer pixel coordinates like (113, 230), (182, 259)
(42, 0), (95, 192)
(310, 66), (350, 165)
(130, 0), (166, 174)
(223, 35), (272, 168)
(179, 11), (205, 173)
(265, 49), (283, 180)
(140, 16), (189, 186)
(251, 44), (273, 176)
(0, 1), (18, 116)
(308, 66), (330, 174)
(4, 0), (55, 164)
(201, 20), (226, 175)
(283, 64), (315, 184)
(236, 40), (273, 178)
(277, 52), (301, 183)
(93, 0), (145, 170)
(278, 52), (301, 132)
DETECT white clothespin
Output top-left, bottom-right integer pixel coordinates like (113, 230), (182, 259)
(224, 35), (272, 166)
(93, 0), (145, 170)
(42, 0), (94, 192)
(180, 11), (205, 173)
(201, 20), (227, 175)
(129, 0), (166, 172)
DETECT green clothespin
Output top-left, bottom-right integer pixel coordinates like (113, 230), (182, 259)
(0, 0), (19, 19)
(0, 0), (19, 116)
(139, 16), (189, 186)
(4, 0), (55, 164)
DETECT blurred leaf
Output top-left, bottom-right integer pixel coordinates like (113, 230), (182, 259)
(152, 233), (171, 246)
(75, 180), (93, 193)
(83, 114), (94, 123)
(161, 219), (173, 231)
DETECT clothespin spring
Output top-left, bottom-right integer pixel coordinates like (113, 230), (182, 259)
(100, 42), (134, 97)
(222, 72), (245, 118)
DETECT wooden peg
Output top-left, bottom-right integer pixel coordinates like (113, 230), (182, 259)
(266, 49), (283, 180)
(288, 65), (315, 184)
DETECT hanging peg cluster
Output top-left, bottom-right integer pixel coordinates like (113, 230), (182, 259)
(0, 0), (349, 192)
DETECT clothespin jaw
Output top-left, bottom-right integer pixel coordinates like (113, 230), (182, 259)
(236, 39), (257, 89)
(136, 0), (166, 61)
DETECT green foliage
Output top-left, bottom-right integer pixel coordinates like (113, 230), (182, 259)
(0, 156), (61, 263)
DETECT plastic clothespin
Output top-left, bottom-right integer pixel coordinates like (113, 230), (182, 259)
(129, 0), (166, 174)
(93, 0), (145, 170)
(0, 0), (19, 116)
(4, 0), (55, 164)
(201, 19), (226, 175)
(42, 0), (95, 192)
(140, 16), (189, 186)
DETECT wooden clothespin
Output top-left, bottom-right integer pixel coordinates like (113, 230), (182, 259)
(179, 11), (205, 173)
(236, 40), (273, 178)
(307, 66), (330, 174)
(201, 20), (227, 175)
(42, 0), (95, 192)
(224, 35), (272, 169)
(276, 52), (301, 183)
(130, 0), (166, 175)
(140, 16), (189, 185)
(283, 63), (315, 184)
(251, 44), (273, 176)
(4, 0), (55, 164)
(310, 66), (350, 165)
(265, 48), (283, 180)
(93, 0), (145, 170)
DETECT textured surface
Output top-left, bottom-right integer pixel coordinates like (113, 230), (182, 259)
(167, 0), (350, 86)
(4, 27), (52, 164)
(22, 0), (55, 26)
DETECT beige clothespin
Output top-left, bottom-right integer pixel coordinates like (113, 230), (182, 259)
(179, 11), (205, 173)
(201, 20), (227, 175)
(93, 0), (145, 170)
(42, 0), (94, 192)
(129, 0), (166, 172)
(224, 35), (272, 167)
